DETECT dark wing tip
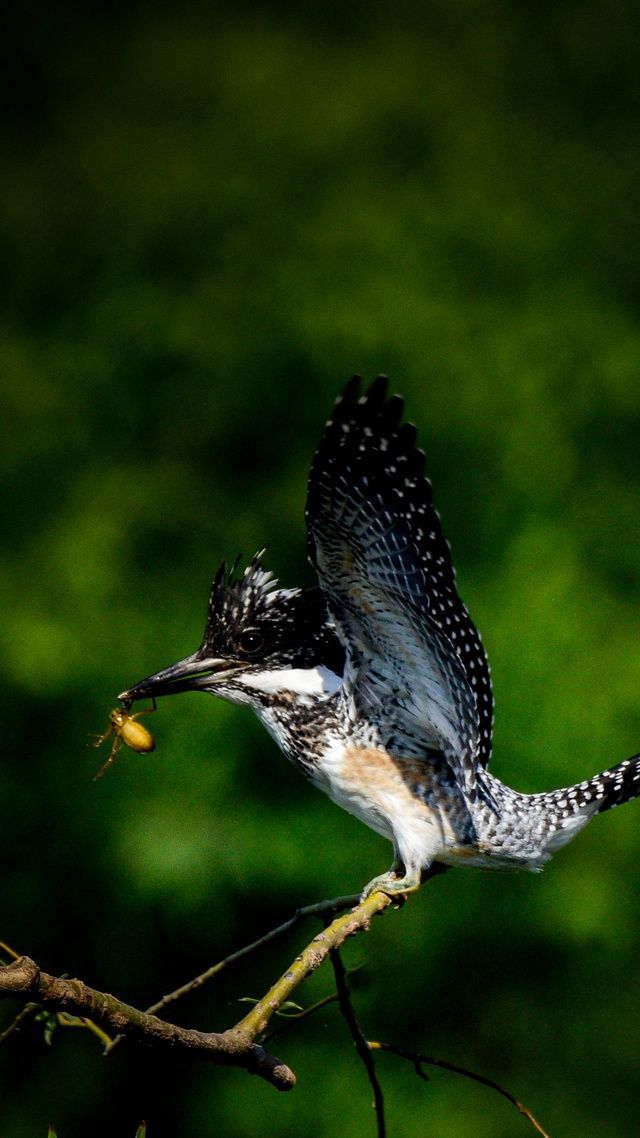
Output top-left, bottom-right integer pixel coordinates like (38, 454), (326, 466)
(341, 373), (363, 402)
(359, 374), (388, 409)
(326, 375), (394, 427)
(326, 375), (362, 426)
(307, 376), (406, 521)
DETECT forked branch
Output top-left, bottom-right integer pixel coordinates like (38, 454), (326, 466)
(0, 954), (293, 1088)
(0, 889), (551, 1136)
(0, 891), (393, 1090)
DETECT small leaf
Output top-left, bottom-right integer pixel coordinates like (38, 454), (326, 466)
(135, 1124), (147, 1138)
(47, 1127), (57, 1137)
(35, 1012), (59, 1046)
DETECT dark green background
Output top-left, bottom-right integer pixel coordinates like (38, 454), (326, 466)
(2, 2), (640, 1135)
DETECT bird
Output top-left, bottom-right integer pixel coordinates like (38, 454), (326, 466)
(119, 375), (640, 899)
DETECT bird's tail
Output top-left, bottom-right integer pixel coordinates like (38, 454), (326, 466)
(524, 752), (640, 861)
(542, 753), (640, 818)
(477, 753), (640, 868)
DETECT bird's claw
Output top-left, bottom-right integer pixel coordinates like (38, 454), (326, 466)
(360, 867), (422, 902)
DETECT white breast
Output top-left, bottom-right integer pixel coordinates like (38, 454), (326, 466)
(310, 736), (447, 869)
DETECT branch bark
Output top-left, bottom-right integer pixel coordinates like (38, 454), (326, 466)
(0, 891), (393, 1090)
(0, 955), (293, 1089)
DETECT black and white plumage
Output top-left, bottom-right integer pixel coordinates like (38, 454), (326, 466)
(306, 375), (493, 801)
(121, 376), (640, 898)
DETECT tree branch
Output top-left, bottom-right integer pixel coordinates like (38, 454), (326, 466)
(1, 889), (549, 1136)
(0, 956), (293, 1090)
(0, 892), (393, 1091)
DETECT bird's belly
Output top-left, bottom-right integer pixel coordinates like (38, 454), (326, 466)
(310, 741), (455, 863)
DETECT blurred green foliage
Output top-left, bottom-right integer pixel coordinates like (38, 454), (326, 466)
(2, 1), (640, 1135)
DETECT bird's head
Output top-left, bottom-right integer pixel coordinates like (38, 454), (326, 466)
(119, 552), (345, 709)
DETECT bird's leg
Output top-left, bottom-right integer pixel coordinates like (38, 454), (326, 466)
(421, 862), (448, 883)
(360, 858), (422, 901)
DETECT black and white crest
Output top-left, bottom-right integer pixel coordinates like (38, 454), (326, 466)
(201, 552), (345, 675)
(306, 375), (493, 797)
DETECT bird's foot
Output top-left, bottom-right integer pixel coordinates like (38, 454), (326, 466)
(360, 865), (422, 902)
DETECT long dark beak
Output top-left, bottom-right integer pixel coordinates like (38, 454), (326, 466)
(119, 651), (248, 703)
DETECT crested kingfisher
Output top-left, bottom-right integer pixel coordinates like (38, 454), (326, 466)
(120, 376), (640, 898)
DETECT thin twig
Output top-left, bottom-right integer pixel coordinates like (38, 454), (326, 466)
(148, 894), (360, 1014)
(331, 948), (385, 1138)
(105, 893), (359, 1056)
(369, 1041), (551, 1138)
(0, 1002), (40, 1045)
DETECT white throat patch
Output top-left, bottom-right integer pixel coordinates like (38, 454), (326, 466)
(239, 665), (343, 698)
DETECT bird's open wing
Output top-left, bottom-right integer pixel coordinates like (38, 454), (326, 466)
(306, 376), (493, 798)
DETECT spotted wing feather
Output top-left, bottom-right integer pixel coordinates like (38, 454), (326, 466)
(306, 376), (493, 798)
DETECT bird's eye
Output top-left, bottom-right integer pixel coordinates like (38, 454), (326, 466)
(238, 630), (265, 657)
